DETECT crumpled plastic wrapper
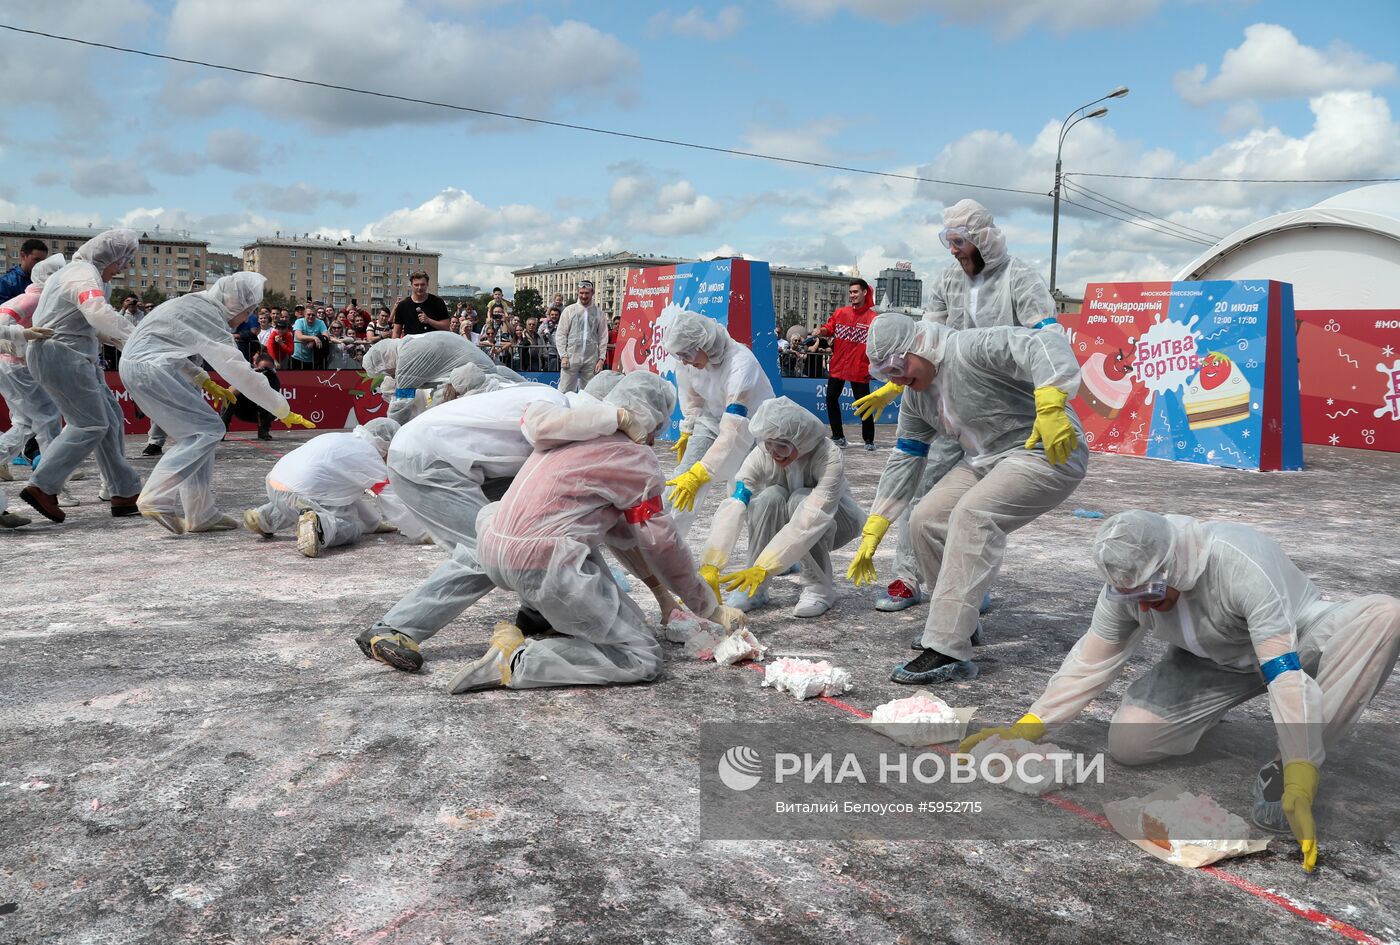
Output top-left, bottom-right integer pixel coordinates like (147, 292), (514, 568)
(664, 608), (725, 660)
(1104, 786), (1271, 868)
(968, 735), (1078, 796)
(761, 658), (853, 700)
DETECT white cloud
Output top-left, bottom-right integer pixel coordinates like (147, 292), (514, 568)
(115, 206), (285, 251)
(69, 158), (155, 197)
(775, 0), (1161, 35)
(0, 1), (152, 122)
(648, 6), (744, 41)
(236, 182), (358, 214)
(163, 0), (639, 131)
(206, 129), (265, 174)
(1176, 23), (1397, 105)
(605, 166), (727, 236)
(741, 117), (849, 164)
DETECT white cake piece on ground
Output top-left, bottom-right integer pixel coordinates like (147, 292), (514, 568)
(1138, 791), (1255, 861)
(871, 692), (958, 725)
(968, 735), (1077, 795)
(761, 658), (853, 700)
(712, 629), (767, 665)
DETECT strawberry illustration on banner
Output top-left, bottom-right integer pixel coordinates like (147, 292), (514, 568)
(1061, 280), (1302, 471)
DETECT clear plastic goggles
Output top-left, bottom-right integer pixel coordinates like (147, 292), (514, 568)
(765, 439), (798, 462)
(939, 226), (973, 251)
(869, 351), (909, 382)
(1105, 569), (1169, 603)
(672, 347), (701, 366)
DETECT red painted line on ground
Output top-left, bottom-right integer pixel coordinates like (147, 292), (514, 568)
(739, 658), (1383, 945)
(355, 908), (420, 945)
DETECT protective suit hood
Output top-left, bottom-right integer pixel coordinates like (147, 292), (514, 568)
(663, 310), (730, 363)
(446, 362), (501, 398)
(74, 229), (140, 273)
(605, 371), (676, 439)
(353, 417), (400, 457)
(30, 253), (66, 287)
(202, 272), (267, 322)
(749, 396), (827, 458)
(866, 312), (951, 370)
(583, 369), (625, 400)
(362, 338), (400, 379)
(942, 199), (1007, 272)
(1092, 510), (1208, 592)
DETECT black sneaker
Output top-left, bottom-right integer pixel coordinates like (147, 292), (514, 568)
(891, 648), (978, 684)
(141, 443), (163, 456)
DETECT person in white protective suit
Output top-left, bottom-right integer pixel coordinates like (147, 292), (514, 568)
(856, 199), (1060, 615)
(660, 310), (776, 536)
(244, 417), (425, 557)
(451, 371), (746, 694)
(0, 255), (66, 489)
(20, 229), (145, 523)
(960, 511), (1400, 874)
(554, 279), (609, 393)
(361, 332), (523, 424)
(699, 397), (863, 619)
(0, 258), (65, 527)
(118, 273), (315, 534)
(359, 363), (683, 673)
(850, 313), (1087, 684)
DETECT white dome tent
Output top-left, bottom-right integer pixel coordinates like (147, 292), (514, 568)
(1174, 182), (1400, 309)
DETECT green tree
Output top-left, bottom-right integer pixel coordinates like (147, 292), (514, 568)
(262, 288), (293, 311)
(140, 286), (168, 305)
(513, 287), (544, 322)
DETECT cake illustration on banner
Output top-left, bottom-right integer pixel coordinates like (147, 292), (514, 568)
(1184, 352), (1251, 430)
(1079, 345), (1135, 418)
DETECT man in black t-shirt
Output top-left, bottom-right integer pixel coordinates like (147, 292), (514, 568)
(392, 270), (451, 337)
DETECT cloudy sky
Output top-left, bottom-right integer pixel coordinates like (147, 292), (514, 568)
(1, 0), (1397, 296)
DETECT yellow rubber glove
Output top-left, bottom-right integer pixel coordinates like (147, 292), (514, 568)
(845, 514), (891, 586)
(958, 713), (1046, 755)
(671, 431), (691, 459)
(699, 564), (722, 604)
(720, 565), (769, 598)
(1024, 386), (1078, 466)
(665, 461), (711, 513)
(853, 381), (903, 422)
(280, 411), (316, 429)
(199, 376), (237, 409)
(1282, 760), (1319, 873)
(706, 602), (747, 632)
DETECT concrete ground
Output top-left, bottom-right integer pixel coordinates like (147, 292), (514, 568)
(2, 428), (1398, 945)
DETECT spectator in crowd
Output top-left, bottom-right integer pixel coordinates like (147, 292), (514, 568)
(369, 307), (394, 341)
(267, 314), (296, 367)
(495, 318), (516, 369)
(541, 305), (561, 342)
(550, 292), (565, 312)
(326, 322), (357, 368)
(291, 305), (328, 370)
(456, 311), (480, 344)
(222, 350), (282, 440)
(519, 316), (544, 371)
(392, 271), (450, 337)
(478, 323), (498, 360)
(812, 278), (878, 450)
(234, 305), (261, 361)
(490, 287), (512, 317)
(0, 238), (49, 300)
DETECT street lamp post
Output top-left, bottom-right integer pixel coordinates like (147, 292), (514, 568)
(1050, 86), (1128, 295)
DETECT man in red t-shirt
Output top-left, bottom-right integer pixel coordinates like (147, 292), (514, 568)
(811, 278), (878, 449)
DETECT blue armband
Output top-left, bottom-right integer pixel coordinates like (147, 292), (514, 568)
(895, 437), (930, 457)
(724, 402), (748, 417)
(732, 482), (752, 505)
(1260, 651), (1302, 684)
(1030, 316), (1058, 329)
(395, 387), (417, 399)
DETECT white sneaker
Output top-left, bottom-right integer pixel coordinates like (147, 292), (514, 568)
(793, 585), (836, 618)
(448, 622), (525, 694)
(99, 485), (111, 501)
(296, 510), (323, 557)
(58, 487), (79, 508)
(243, 508), (273, 537)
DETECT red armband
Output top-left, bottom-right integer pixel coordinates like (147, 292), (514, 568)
(78, 289), (104, 305)
(370, 480), (389, 495)
(624, 495), (663, 525)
